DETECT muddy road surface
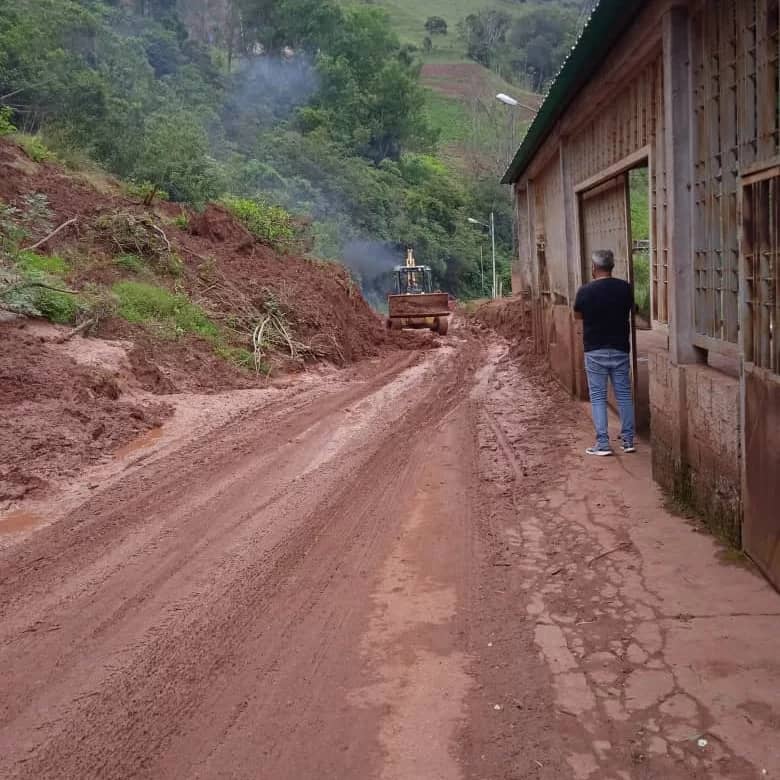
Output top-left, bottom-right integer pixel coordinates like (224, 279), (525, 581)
(2, 324), (779, 780)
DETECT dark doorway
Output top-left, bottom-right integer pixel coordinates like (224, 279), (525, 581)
(578, 162), (655, 436)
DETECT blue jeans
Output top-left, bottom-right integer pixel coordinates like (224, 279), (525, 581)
(585, 349), (635, 450)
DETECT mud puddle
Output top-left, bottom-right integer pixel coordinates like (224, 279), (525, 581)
(114, 426), (163, 458)
(0, 510), (45, 536)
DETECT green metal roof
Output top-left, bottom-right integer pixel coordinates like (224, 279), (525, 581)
(501, 0), (648, 185)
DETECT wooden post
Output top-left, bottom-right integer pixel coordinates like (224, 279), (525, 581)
(624, 171), (640, 404)
(560, 138), (579, 303)
(527, 178), (540, 349)
(560, 139), (580, 396)
(663, 4), (705, 365)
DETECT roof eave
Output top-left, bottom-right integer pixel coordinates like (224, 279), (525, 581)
(501, 0), (647, 185)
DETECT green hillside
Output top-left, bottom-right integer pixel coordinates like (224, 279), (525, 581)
(367, 0), (528, 51)
(347, 0), (584, 169)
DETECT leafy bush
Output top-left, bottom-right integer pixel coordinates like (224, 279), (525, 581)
(113, 280), (218, 340)
(633, 254), (651, 321)
(0, 259), (80, 323)
(113, 254), (146, 274)
(0, 203), (28, 252)
(214, 345), (257, 371)
(0, 194), (53, 254)
(125, 180), (170, 203)
(14, 133), (56, 163)
(220, 196), (295, 248)
(33, 287), (79, 323)
(425, 16), (448, 35)
(131, 111), (223, 204)
(0, 106), (16, 136)
(14, 251), (69, 275)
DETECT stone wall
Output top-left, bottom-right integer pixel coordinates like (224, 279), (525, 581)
(548, 305), (575, 394)
(649, 349), (742, 545)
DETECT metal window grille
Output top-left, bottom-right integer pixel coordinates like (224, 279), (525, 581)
(580, 177), (631, 284)
(650, 57), (669, 323)
(692, 0), (780, 346)
(742, 171), (780, 372)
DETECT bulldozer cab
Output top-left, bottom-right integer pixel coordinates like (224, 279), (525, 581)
(395, 249), (433, 295)
(386, 248), (450, 335)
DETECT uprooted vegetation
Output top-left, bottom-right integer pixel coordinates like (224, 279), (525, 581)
(0, 138), (395, 385)
(0, 137), (418, 503)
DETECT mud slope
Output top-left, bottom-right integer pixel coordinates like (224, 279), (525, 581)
(0, 138), (393, 375)
(0, 138), (429, 500)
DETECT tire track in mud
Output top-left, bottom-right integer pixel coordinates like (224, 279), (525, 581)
(0, 334), (482, 779)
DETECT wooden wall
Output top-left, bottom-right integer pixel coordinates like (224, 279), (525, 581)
(514, 52), (667, 320)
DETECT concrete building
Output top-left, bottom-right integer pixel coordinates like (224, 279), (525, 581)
(502, 0), (780, 588)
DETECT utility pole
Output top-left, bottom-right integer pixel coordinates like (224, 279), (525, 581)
(490, 211), (497, 299)
(468, 214), (498, 300)
(479, 244), (484, 296)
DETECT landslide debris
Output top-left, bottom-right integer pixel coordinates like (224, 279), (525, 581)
(0, 138), (406, 501)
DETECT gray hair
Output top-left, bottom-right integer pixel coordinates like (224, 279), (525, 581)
(591, 249), (615, 270)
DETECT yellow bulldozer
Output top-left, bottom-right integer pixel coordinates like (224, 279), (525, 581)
(386, 249), (451, 335)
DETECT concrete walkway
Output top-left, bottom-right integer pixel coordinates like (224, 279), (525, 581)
(479, 342), (780, 779)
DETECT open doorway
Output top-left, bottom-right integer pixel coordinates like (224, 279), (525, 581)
(578, 159), (656, 436)
(627, 166), (656, 435)
(629, 168), (651, 327)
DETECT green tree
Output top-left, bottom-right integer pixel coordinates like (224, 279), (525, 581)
(310, 6), (436, 163)
(508, 7), (578, 90)
(424, 16), (448, 35)
(458, 9), (511, 68)
(133, 110), (224, 203)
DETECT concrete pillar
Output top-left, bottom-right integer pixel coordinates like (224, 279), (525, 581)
(662, 4), (705, 366)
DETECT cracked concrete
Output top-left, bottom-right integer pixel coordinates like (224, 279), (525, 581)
(475, 340), (780, 778)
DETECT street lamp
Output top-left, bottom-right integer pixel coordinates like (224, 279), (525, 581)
(467, 213), (497, 300)
(495, 92), (538, 112)
(495, 92), (536, 277)
(495, 92), (537, 170)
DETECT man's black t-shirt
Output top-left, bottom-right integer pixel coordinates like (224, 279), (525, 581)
(573, 277), (634, 353)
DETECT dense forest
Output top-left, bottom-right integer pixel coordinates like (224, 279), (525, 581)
(457, 2), (588, 91)
(0, 0), (529, 304)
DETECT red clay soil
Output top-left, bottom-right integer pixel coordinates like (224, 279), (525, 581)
(0, 139), (397, 376)
(421, 63), (540, 120)
(470, 296), (533, 347)
(422, 62), (489, 99)
(0, 322), (170, 503)
(0, 138), (427, 500)
(3, 327), (777, 778)
(180, 203), (392, 366)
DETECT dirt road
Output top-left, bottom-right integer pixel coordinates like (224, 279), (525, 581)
(1, 324), (779, 779)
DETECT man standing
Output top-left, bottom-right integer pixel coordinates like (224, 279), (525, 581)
(573, 249), (636, 456)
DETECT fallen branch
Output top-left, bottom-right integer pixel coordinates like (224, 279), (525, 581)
(1, 280), (78, 297)
(143, 185), (159, 208)
(273, 313), (297, 360)
(56, 318), (96, 343)
(587, 542), (633, 568)
(149, 223), (171, 253)
(23, 217), (78, 251)
(253, 316), (271, 375)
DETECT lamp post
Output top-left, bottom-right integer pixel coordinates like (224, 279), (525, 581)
(495, 93), (536, 169)
(495, 92), (536, 288)
(495, 92), (537, 112)
(468, 213), (497, 299)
